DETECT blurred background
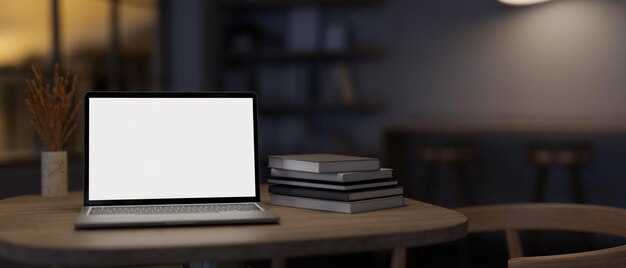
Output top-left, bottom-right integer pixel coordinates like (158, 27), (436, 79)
(0, 0), (625, 267)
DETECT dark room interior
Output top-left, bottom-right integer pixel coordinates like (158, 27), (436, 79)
(0, 0), (625, 267)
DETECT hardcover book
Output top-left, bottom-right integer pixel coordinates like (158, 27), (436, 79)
(270, 168), (392, 183)
(270, 194), (404, 214)
(268, 154), (380, 173)
(269, 185), (403, 202)
(267, 178), (397, 191)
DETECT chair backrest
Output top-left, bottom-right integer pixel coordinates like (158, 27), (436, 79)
(455, 203), (626, 268)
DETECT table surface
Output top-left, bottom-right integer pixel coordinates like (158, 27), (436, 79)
(0, 185), (467, 267)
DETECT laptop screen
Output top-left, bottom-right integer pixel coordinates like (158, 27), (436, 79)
(87, 95), (257, 202)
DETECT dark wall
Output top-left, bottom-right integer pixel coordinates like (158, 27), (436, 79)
(343, 0), (626, 152)
(1, 1), (625, 265)
(328, 0), (626, 207)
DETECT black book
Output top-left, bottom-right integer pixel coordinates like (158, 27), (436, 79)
(270, 168), (393, 183)
(269, 185), (403, 202)
(270, 194), (404, 214)
(266, 177), (397, 191)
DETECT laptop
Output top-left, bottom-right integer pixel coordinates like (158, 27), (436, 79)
(75, 92), (280, 229)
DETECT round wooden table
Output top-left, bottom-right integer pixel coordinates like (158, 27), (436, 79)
(0, 186), (467, 267)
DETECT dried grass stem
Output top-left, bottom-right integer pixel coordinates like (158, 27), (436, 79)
(24, 64), (82, 151)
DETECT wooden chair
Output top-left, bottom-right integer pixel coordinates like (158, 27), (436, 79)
(455, 203), (626, 268)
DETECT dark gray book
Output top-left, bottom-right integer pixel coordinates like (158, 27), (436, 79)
(267, 178), (397, 191)
(269, 185), (403, 201)
(271, 168), (393, 183)
(268, 154), (380, 173)
(270, 194), (404, 214)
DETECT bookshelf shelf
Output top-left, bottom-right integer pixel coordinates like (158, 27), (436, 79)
(225, 48), (382, 63)
(259, 102), (383, 115)
(222, 0), (384, 10)
(0, 150), (82, 167)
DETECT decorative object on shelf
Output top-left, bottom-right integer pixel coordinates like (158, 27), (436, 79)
(225, 22), (263, 53)
(286, 7), (321, 51)
(336, 64), (356, 105)
(24, 64), (82, 197)
(320, 64), (356, 105)
(324, 22), (349, 51)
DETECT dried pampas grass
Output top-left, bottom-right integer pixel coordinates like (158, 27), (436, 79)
(24, 64), (82, 151)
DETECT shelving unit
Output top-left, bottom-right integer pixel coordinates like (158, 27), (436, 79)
(216, 0), (385, 164)
(225, 47), (382, 63)
(222, 0), (383, 10)
(259, 101), (383, 115)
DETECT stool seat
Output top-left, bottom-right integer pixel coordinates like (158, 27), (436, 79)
(528, 143), (591, 165)
(417, 146), (475, 163)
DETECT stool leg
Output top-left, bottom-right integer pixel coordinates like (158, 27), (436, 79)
(424, 164), (438, 204)
(271, 258), (286, 268)
(390, 248), (406, 268)
(568, 164), (590, 251)
(533, 166), (549, 203)
(569, 165), (585, 203)
(458, 236), (472, 268)
(530, 166), (549, 254)
(454, 163), (474, 206)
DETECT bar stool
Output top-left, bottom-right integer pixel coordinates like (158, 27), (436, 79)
(528, 142), (591, 203)
(527, 142), (593, 253)
(416, 143), (476, 206)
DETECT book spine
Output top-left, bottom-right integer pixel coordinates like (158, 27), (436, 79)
(351, 196), (404, 213)
(269, 185), (349, 201)
(348, 187), (403, 200)
(271, 168), (342, 182)
(270, 194), (405, 214)
(341, 169), (393, 182)
(268, 158), (320, 173)
(318, 160), (380, 173)
(270, 194), (350, 213)
(267, 178), (398, 191)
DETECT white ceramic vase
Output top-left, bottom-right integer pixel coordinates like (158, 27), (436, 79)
(41, 151), (68, 197)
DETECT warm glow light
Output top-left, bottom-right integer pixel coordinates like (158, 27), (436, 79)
(499, 0), (554, 6)
(0, 0), (51, 65)
(0, 0), (155, 67)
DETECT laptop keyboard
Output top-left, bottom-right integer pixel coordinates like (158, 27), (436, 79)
(89, 204), (261, 215)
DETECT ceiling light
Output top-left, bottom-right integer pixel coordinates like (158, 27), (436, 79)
(499, 0), (553, 6)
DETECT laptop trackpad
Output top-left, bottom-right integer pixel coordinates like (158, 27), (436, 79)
(160, 213), (226, 222)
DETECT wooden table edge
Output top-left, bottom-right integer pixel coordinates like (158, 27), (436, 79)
(0, 192), (468, 266)
(0, 218), (467, 266)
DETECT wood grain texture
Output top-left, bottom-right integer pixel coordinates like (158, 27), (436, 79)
(455, 203), (626, 237)
(508, 245), (626, 268)
(0, 185), (467, 267)
(390, 248), (406, 268)
(455, 204), (626, 268)
(505, 229), (523, 258)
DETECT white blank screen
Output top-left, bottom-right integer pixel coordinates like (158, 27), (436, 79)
(88, 98), (256, 201)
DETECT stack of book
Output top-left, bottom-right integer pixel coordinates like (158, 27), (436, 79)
(267, 154), (404, 213)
